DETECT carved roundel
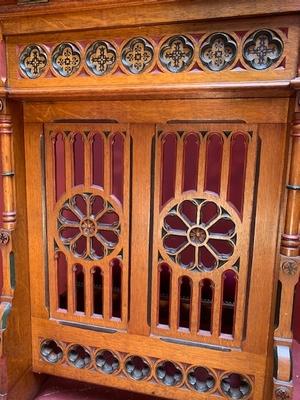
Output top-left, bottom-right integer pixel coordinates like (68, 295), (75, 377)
(85, 40), (117, 76)
(200, 32), (237, 71)
(242, 29), (283, 70)
(121, 37), (154, 74)
(19, 44), (48, 79)
(161, 199), (236, 272)
(159, 35), (194, 73)
(220, 373), (252, 399)
(52, 42), (81, 77)
(57, 193), (120, 260)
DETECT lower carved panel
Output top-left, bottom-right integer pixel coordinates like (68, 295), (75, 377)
(39, 337), (254, 399)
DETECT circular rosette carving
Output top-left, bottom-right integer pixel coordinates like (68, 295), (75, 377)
(159, 35), (194, 73)
(155, 361), (183, 386)
(187, 366), (216, 393)
(40, 339), (63, 364)
(95, 350), (120, 374)
(67, 345), (91, 369)
(200, 32), (237, 71)
(125, 355), (151, 381)
(220, 373), (252, 399)
(162, 199), (236, 271)
(58, 193), (120, 260)
(121, 37), (154, 74)
(52, 42), (81, 77)
(85, 40), (117, 76)
(19, 44), (48, 79)
(243, 29), (283, 70)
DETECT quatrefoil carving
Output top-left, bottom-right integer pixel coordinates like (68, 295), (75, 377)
(200, 33), (237, 71)
(86, 40), (117, 76)
(121, 37), (154, 74)
(19, 44), (48, 78)
(159, 35), (194, 73)
(52, 42), (81, 77)
(243, 29), (283, 70)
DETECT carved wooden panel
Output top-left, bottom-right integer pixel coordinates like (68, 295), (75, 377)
(151, 124), (258, 348)
(45, 123), (130, 330)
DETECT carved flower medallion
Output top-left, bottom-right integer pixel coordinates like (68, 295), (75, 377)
(19, 44), (48, 78)
(121, 37), (154, 74)
(159, 35), (194, 73)
(57, 193), (120, 260)
(162, 199), (236, 272)
(243, 29), (283, 70)
(52, 42), (81, 77)
(86, 40), (117, 76)
(200, 32), (237, 71)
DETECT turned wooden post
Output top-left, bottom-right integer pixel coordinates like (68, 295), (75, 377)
(274, 115), (300, 400)
(0, 113), (16, 356)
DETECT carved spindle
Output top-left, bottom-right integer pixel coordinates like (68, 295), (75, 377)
(0, 115), (16, 231)
(281, 119), (300, 257)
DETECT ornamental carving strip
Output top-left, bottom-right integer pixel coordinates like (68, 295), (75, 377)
(39, 338), (254, 398)
(18, 29), (286, 79)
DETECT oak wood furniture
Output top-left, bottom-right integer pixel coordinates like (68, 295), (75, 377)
(0, 1), (299, 400)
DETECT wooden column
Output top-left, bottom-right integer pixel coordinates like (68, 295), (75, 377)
(274, 115), (300, 400)
(0, 112), (16, 356)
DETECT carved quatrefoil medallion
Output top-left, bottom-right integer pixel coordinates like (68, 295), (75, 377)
(86, 40), (117, 76)
(159, 35), (194, 73)
(121, 37), (154, 74)
(162, 199), (236, 272)
(52, 42), (81, 77)
(200, 33), (237, 71)
(243, 29), (283, 70)
(58, 193), (120, 260)
(19, 44), (48, 78)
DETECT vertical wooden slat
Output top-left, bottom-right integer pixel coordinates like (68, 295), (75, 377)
(170, 271), (179, 332)
(197, 134), (206, 193)
(84, 133), (91, 188)
(85, 266), (92, 317)
(175, 134), (183, 199)
(64, 132), (73, 192)
(103, 132), (111, 198)
(220, 132), (230, 200)
(190, 278), (199, 334)
(128, 124), (153, 335)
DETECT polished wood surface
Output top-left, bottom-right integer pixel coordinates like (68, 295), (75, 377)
(0, 1), (298, 400)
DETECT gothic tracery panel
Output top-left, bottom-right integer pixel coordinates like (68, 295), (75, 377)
(45, 123), (130, 329)
(151, 124), (258, 347)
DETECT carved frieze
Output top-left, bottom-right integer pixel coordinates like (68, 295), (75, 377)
(18, 29), (286, 79)
(39, 337), (254, 397)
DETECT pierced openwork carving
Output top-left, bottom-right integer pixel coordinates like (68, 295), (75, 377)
(187, 366), (216, 393)
(162, 199), (236, 271)
(200, 33), (237, 71)
(220, 373), (252, 399)
(40, 340), (63, 364)
(121, 37), (154, 74)
(243, 29), (283, 70)
(85, 40), (117, 76)
(275, 387), (291, 400)
(155, 361), (183, 386)
(67, 345), (91, 369)
(159, 35), (194, 73)
(19, 44), (48, 78)
(52, 42), (81, 77)
(125, 356), (151, 380)
(95, 350), (120, 374)
(58, 193), (120, 260)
